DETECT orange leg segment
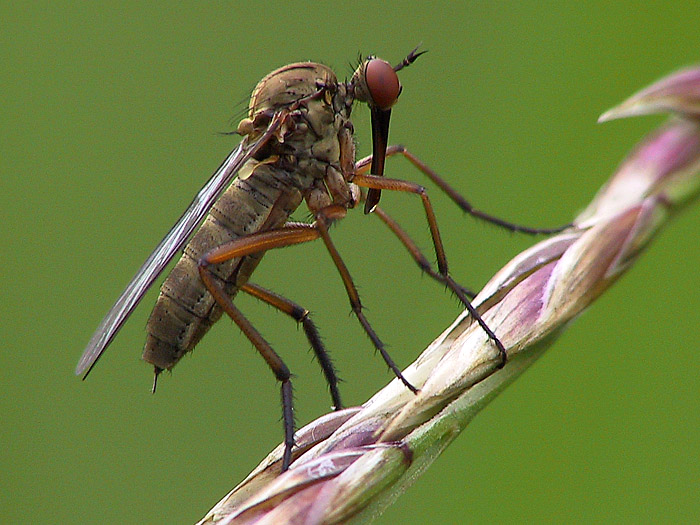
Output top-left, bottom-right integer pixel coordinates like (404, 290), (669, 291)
(197, 205), (417, 469)
(351, 171), (509, 367)
(356, 145), (571, 234)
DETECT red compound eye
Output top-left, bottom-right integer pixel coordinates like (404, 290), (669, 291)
(365, 59), (401, 110)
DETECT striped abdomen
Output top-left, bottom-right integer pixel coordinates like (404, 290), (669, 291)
(143, 164), (303, 370)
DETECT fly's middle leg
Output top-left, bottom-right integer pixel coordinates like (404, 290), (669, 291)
(202, 211), (417, 391)
(241, 282), (342, 410)
(197, 211), (417, 469)
(312, 206), (418, 394)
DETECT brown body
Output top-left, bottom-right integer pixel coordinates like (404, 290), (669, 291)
(143, 63), (358, 371)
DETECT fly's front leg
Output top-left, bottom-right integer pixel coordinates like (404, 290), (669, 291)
(352, 172), (509, 367)
(241, 282), (342, 410)
(356, 145), (572, 234)
(371, 204), (476, 299)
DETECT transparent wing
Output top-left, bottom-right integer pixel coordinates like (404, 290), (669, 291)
(76, 133), (267, 377)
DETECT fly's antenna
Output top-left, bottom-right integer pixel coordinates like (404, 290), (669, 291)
(394, 45), (427, 72)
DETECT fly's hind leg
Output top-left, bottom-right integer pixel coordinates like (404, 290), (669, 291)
(198, 262), (296, 471)
(241, 282), (342, 410)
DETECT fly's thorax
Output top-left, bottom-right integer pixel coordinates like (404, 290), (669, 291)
(237, 62), (345, 139)
(250, 63), (337, 117)
(235, 61), (359, 213)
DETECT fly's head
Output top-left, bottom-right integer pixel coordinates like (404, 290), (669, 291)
(351, 58), (402, 112)
(348, 47), (425, 213)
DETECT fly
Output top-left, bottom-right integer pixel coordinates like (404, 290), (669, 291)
(76, 47), (569, 471)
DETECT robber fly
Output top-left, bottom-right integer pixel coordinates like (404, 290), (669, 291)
(76, 47), (568, 471)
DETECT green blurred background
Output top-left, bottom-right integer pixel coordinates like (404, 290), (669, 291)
(3, 2), (699, 523)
